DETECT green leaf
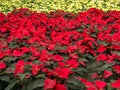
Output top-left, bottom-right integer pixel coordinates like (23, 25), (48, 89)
(35, 74), (46, 78)
(0, 76), (10, 82)
(73, 67), (87, 73)
(72, 67), (88, 77)
(67, 75), (83, 85)
(67, 77), (83, 89)
(33, 79), (44, 89)
(18, 73), (26, 81)
(77, 28), (83, 32)
(18, 73), (30, 81)
(3, 57), (10, 61)
(8, 41), (19, 49)
(112, 51), (120, 56)
(106, 86), (114, 90)
(67, 84), (81, 90)
(5, 64), (15, 74)
(85, 54), (95, 59)
(5, 79), (19, 90)
(26, 82), (34, 90)
(78, 57), (88, 62)
(55, 45), (68, 50)
(98, 40), (109, 46)
(91, 33), (97, 38)
(106, 82), (116, 90)
(98, 62), (116, 71)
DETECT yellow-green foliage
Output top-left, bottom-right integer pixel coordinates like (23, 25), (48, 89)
(0, 0), (120, 14)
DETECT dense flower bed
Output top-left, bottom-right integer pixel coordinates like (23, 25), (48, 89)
(0, 8), (120, 90)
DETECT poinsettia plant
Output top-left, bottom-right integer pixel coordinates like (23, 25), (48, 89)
(0, 8), (120, 90)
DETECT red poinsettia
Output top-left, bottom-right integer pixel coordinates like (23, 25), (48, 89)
(97, 45), (106, 53)
(20, 46), (29, 53)
(65, 59), (79, 68)
(48, 67), (71, 79)
(15, 60), (25, 74)
(87, 87), (97, 90)
(0, 61), (6, 69)
(12, 49), (24, 57)
(95, 80), (107, 89)
(53, 54), (64, 61)
(44, 78), (56, 90)
(56, 68), (70, 79)
(96, 54), (107, 61)
(31, 64), (39, 75)
(0, 51), (5, 59)
(55, 83), (67, 90)
(0, 13), (5, 22)
(90, 73), (98, 78)
(103, 70), (113, 78)
(113, 65), (120, 74)
(111, 79), (120, 88)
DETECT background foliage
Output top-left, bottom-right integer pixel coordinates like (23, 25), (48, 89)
(0, 0), (120, 14)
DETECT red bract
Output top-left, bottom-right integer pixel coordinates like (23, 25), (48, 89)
(112, 44), (120, 50)
(96, 54), (107, 61)
(0, 51), (5, 58)
(31, 64), (39, 75)
(95, 80), (107, 89)
(69, 53), (78, 59)
(0, 61), (6, 69)
(113, 65), (120, 74)
(87, 87), (97, 90)
(20, 47), (29, 53)
(48, 67), (71, 79)
(86, 8), (104, 19)
(44, 78), (56, 90)
(90, 73), (98, 78)
(0, 13), (5, 22)
(103, 70), (113, 78)
(66, 59), (79, 68)
(57, 68), (70, 79)
(55, 83), (67, 90)
(111, 79), (120, 88)
(15, 60), (25, 74)
(53, 54), (64, 61)
(12, 50), (24, 57)
(0, 28), (7, 33)
(79, 61), (86, 66)
(97, 45), (106, 53)
(48, 44), (55, 50)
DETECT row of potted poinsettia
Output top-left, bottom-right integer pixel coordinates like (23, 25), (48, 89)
(0, 8), (120, 90)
